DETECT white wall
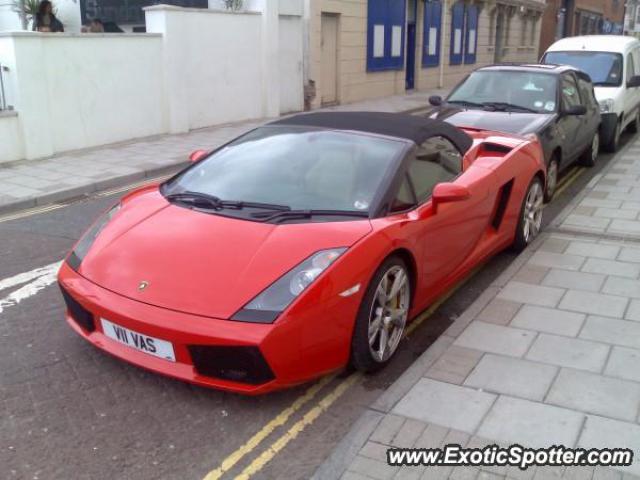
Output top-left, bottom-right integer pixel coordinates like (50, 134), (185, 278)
(0, 112), (24, 162)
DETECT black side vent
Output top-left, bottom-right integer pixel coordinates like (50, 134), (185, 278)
(479, 142), (513, 157)
(188, 345), (275, 385)
(59, 284), (96, 332)
(492, 179), (515, 230)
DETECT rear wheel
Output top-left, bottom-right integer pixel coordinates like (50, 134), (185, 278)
(630, 109), (640, 134)
(350, 256), (411, 373)
(579, 131), (599, 167)
(544, 156), (559, 202)
(512, 177), (544, 252)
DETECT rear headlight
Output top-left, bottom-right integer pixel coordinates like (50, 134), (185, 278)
(231, 248), (346, 323)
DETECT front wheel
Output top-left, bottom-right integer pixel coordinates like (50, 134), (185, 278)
(604, 119), (621, 153)
(629, 109), (640, 134)
(579, 131), (599, 167)
(350, 256), (411, 373)
(512, 177), (544, 252)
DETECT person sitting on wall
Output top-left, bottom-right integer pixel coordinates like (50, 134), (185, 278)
(33, 0), (64, 32)
(88, 18), (105, 33)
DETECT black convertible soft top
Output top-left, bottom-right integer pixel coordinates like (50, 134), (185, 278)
(270, 111), (473, 154)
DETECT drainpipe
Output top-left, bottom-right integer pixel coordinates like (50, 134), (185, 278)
(439, 0), (448, 89)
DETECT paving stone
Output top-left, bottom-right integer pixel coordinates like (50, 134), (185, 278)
(528, 252), (586, 271)
(506, 465), (537, 480)
(561, 466), (594, 480)
(566, 242), (621, 260)
(391, 418), (428, 448)
(594, 208), (638, 220)
(579, 416), (640, 476)
(542, 269), (605, 293)
(477, 472), (503, 480)
(546, 369), (640, 421)
(580, 316), (640, 349)
(361, 441), (389, 462)
(574, 206), (596, 216)
(426, 346), (484, 385)
(624, 300), (640, 322)
(622, 201), (640, 211)
(563, 215), (610, 230)
(604, 346), (640, 382)
(349, 455), (397, 480)
(414, 423), (450, 448)
(392, 379), (496, 434)
(511, 305), (585, 337)
(539, 238), (570, 254)
(602, 277), (640, 300)
(513, 266), (550, 285)
(371, 414), (406, 445)
(477, 299), (522, 326)
(618, 247), (640, 264)
(592, 468), (622, 480)
(394, 467), (425, 480)
(477, 396), (584, 449)
(454, 322), (536, 358)
(558, 290), (628, 318)
(533, 468), (565, 479)
(343, 471), (374, 480)
(450, 467), (480, 480)
(526, 334), (610, 373)
(497, 282), (566, 308)
(581, 259), (640, 279)
(592, 185), (630, 193)
(609, 220), (640, 235)
(463, 354), (557, 401)
(580, 198), (622, 209)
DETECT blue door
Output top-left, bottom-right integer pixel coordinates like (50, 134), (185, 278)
(406, 22), (416, 89)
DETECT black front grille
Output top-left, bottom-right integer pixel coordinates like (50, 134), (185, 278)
(59, 284), (96, 332)
(188, 345), (275, 385)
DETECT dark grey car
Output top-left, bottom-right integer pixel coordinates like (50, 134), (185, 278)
(426, 64), (601, 201)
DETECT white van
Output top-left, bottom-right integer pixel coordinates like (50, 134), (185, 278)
(542, 35), (640, 152)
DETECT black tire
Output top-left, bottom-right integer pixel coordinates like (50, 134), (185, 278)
(350, 256), (411, 373)
(604, 118), (621, 153)
(579, 130), (599, 167)
(629, 109), (640, 134)
(544, 155), (559, 203)
(512, 176), (544, 253)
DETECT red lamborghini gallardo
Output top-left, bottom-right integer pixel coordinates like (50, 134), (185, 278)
(58, 112), (546, 394)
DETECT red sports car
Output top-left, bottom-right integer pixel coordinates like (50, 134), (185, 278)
(58, 112), (546, 394)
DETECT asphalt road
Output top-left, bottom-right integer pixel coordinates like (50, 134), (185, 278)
(0, 134), (627, 480)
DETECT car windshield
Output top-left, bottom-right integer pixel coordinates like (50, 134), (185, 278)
(163, 126), (405, 216)
(448, 70), (558, 113)
(543, 51), (622, 87)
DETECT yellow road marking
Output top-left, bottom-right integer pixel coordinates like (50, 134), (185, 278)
(95, 174), (172, 198)
(234, 374), (361, 480)
(0, 204), (65, 224)
(203, 374), (335, 480)
(553, 167), (585, 199)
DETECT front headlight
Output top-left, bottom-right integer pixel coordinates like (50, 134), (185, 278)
(599, 99), (614, 113)
(231, 248), (347, 323)
(67, 203), (121, 271)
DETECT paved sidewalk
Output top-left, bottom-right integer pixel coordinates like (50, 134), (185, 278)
(0, 90), (444, 216)
(313, 140), (640, 479)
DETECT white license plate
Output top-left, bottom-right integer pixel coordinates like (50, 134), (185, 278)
(101, 318), (176, 362)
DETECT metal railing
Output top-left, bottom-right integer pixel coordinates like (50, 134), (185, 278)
(0, 63), (9, 111)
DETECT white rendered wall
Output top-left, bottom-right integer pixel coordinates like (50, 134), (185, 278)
(0, 113), (24, 162)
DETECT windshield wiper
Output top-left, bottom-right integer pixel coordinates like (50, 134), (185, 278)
(166, 191), (290, 211)
(482, 102), (537, 113)
(447, 99), (485, 109)
(251, 209), (370, 223)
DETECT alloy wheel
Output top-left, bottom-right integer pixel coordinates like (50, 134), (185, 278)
(523, 181), (543, 244)
(367, 266), (410, 363)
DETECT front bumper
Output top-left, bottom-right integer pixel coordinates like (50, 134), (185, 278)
(600, 112), (618, 145)
(58, 262), (348, 394)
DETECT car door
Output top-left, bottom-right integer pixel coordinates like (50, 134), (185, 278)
(576, 73), (600, 148)
(399, 136), (495, 293)
(623, 50), (639, 128)
(557, 72), (583, 165)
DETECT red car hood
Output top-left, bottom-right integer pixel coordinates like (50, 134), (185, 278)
(79, 189), (372, 319)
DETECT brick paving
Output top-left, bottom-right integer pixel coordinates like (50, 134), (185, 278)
(314, 137), (640, 479)
(0, 90), (444, 215)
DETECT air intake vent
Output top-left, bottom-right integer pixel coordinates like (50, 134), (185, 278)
(479, 142), (513, 157)
(188, 345), (275, 385)
(59, 285), (96, 332)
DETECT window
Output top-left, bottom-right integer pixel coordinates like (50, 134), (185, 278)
(450, 2), (465, 65)
(422, 0), (442, 68)
(627, 53), (636, 84)
(390, 176), (416, 213)
(577, 75), (596, 108)
(543, 51), (623, 87)
(520, 17), (528, 46)
(561, 74), (581, 110)
(367, 0), (406, 71)
(408, 136), (461, 203)
(464, 4), (478, 64)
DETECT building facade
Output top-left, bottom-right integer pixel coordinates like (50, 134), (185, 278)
(539, 0), (625, 56)
(307, 0), (546, 109)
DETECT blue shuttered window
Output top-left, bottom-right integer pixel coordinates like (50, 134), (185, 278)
(367, 0), (407, 71)
(449, 2), (465, 65)
(464, 4), (478, 64)
(422, 1), (442, 68)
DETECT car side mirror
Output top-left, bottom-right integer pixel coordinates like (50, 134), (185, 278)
(189, 150), (208, 163)
(429, 95), (443, 106)
(628, 75), (640, 88)
(563, 105), (587, 116)
(432, 183), (471, 213)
